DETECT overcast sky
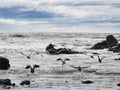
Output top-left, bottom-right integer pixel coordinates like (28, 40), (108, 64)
(0, 0), (120, 33)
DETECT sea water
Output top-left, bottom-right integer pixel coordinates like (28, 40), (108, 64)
(0, 32), (120, 90)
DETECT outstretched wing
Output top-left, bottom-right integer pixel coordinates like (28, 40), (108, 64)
(64, 58), (70, 61)
(25, 65), (31, 69)
(101, 56), (106, 60)
(92, 52), (100, 55)
(69, 65), (79, 69)
(28, 50), (33, 57)
(57, 58), (63, 61)
(33, 64), (40, 69)
(20, 52), (27, 57)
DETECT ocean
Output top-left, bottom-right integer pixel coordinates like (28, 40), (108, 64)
(0, 32), (120, 90)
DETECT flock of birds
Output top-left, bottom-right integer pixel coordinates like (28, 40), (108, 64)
(18, 50), (107, 74)
(2, 46), (120, 89)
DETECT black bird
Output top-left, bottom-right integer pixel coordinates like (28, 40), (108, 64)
(57, 58), (70, 66)
(20, 50), (33, 59)
(89, 52), (100, 59)
(25, 65), (40, 74)
(95, 54), (106, 63)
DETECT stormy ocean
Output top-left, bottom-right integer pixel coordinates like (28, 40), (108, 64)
(0, 32), (120, 90)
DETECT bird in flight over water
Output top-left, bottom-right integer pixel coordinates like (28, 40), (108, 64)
(20, 50), (33, 59)
(25, 64), (40, 74)
(57, 58), (70, 66)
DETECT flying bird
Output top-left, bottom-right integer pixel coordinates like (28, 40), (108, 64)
(57, 58), (70, 66)
(69, 65), (82, 72)
(95, 55), (106, 63)
(20, 50), (33, 59)
(25, 64), (40, 74)
(69, 65), (91, 72)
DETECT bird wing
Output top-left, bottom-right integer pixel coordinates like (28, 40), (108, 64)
(28, 50), (33, 57)
(33, 65), (40, 69)
(92, 52), (100, 55)
(25, 65), (31, 69)
(40, 54), (44, 57)
(101, 56), (106, 60)
(20, 52), (27, 57)
(69, 65), (79, 69)
(64, 58), (70, 61)
(57, 58), (63, 61)
(69, 65), (90, 69)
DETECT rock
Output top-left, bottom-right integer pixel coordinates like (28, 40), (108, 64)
(114, 58), (120, 60)
(0, 56), (10, 70)
(91, 35), (118, 49)
(20, 80), (30, 86)
(0, 79), (12, 86)
(91, 40), (108, 49)
(106, 35), (118, 47)
(117, 83), (120, 86)
(109, 44), (120, 53)
(46, 44), (83, 54)
(82, 80), (94, 84)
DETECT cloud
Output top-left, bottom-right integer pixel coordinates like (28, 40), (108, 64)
(0, 0), (120, 33)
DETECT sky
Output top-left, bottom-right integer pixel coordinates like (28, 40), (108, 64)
(0, 0), (120, 33)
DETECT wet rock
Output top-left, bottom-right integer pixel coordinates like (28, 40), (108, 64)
(91, 35), (118, 49)
(91, 41), (108, 49)
(114, 58), (120, 61)
(117, 83), (120, 86)
(106, 35), (118, 47)
(109, 44), (120, 53)
(0, 56), (10, 70)
(82, 80), (94, 84)
(46, 44), (83, 54)
(20, 80), (30, 86)
(0, 79), (12, 86)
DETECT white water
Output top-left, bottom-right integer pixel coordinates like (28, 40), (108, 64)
(0, 32), (120, 90)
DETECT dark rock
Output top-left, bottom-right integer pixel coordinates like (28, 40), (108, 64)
(114, 57), (120, 60)
(106, 35), (118, 47)
(91, 35), (118, 49)
(0, 56), (10, 70)
(46, 44), (83, 54)
(117, 83), (120, 86)
(109, 44), (120, 53)
(20, 80), (30, 85)
(82, 80), (94, 84)
(0, 79), (12, 86)
(91, 40), (108, 49)
(11, 34), (25, 38)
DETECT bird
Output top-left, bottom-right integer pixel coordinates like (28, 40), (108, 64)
(25, 64), (40, 74)
(57, 58), (70, 66)
(94, 54), (106, 63)
(20, 50), (33, 59)
(69, 65), (90, 72)
(89, 52), (100, 59)
(69, 65), (82, 72)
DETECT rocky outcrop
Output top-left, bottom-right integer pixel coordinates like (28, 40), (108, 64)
(0, 79), (15, 86)
(46, 44), (83, 54)
(20, 80), (30, 86)
(109, 43), (120, 53)
(0, 56), (10, 70)
(91, 35), (118, 49)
